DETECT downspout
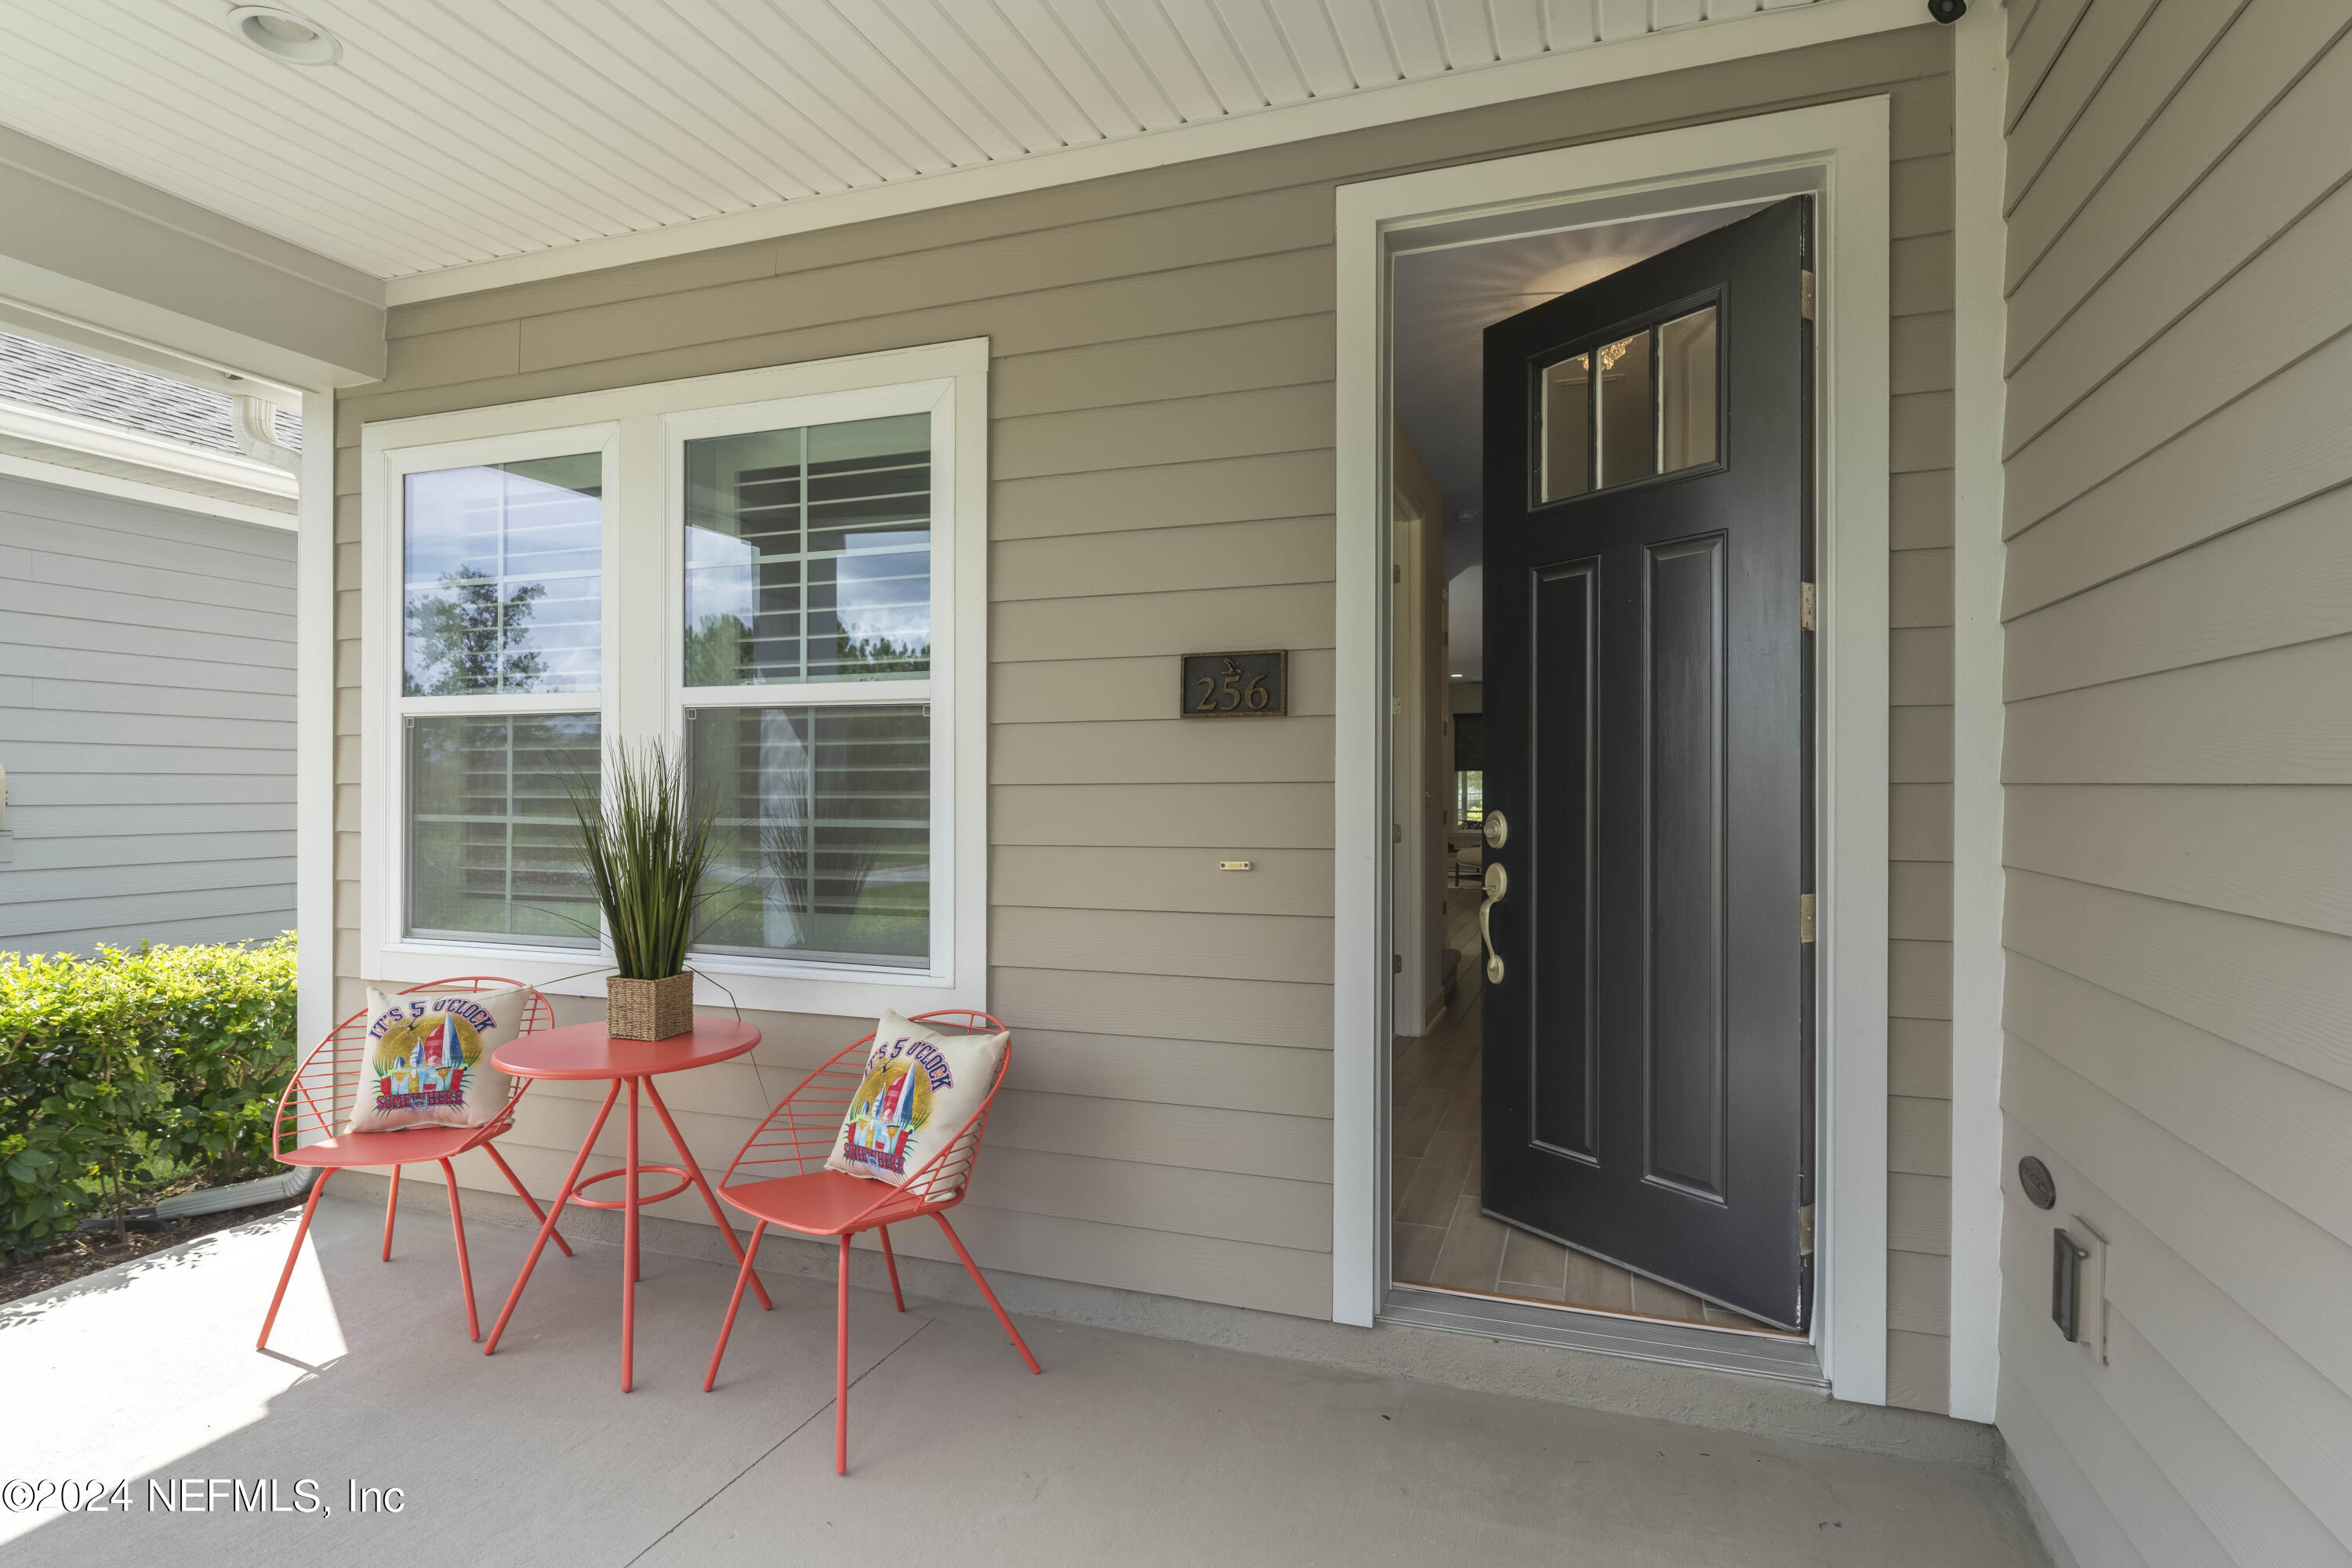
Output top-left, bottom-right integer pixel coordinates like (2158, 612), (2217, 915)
(230, 391), (301, 472)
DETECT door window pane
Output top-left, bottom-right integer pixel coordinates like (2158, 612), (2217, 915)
(684, 414), (931, 687)
(406, 713), (600, 943)
(688, 704), (930, 967)
(1595, 330), (1654, 488)
(1538, 353), (1590, 502)
(1659, 307), (1719, 473)
(405, 455), (601, 695)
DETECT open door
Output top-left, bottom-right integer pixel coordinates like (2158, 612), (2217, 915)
(1478, 198), (1814, 1330)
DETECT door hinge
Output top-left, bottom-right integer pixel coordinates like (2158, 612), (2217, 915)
(1800, 581), (1817, 632)
(1799, 1203), (1815, 1256)
(1392, 953), (1403, 975)
(1393, 822), (1403, 844)
(1799, 269), (1816, 321)
(1799, 893), (1816, 944)
(1392, 564), (1403, 584)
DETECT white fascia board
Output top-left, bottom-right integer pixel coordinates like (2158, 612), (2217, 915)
(0, 302), (298, 407)
(0, 123), (383, 388)
(0, 449), (294, 529)
(0, 397), (299, 498)
(383, 0), (1923, 307)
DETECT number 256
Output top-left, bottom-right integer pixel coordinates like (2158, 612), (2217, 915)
(1192, 672), (1270, 712)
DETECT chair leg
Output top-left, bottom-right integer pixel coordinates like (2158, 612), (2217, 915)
(481, 1140), (572, 1258)
(440, 1159), (479, 1341)
(702, 1221), (767, 1392)
(381, 1164), (401, 1261)
(877, 1225), (906, 1312)
(932, 1211), (1041, 1374)
(258, 1169), (332, 1351)
(835, 1233), (851, 1476)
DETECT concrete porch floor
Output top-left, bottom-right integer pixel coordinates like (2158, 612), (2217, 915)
(2, 1194), (2051, 1567)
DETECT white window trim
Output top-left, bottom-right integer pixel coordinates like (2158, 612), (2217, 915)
(359, 339), (990, 1018)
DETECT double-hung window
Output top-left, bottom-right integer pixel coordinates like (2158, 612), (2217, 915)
(361, 341), (989, 1014)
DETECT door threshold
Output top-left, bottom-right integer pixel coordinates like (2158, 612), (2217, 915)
(1380, 1285), (1826, 1385)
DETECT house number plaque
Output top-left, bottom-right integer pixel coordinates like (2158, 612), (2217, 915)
(1181, 651), (1287, 717)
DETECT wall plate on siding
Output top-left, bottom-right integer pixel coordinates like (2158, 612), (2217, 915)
(2017, 1155), (2055, 1210)
(2070, 1217), (2109, 1365)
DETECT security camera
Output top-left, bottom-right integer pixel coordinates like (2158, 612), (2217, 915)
(1927, 0), (1967, 21)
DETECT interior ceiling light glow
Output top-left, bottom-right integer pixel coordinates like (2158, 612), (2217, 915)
(226, 5), (343, 65)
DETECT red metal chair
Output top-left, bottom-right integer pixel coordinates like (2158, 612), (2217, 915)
(702, 1009), (1040, 1474)
(258, 977), (571, 1350)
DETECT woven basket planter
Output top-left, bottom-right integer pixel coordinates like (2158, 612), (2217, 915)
(607, 972), (695, 1041)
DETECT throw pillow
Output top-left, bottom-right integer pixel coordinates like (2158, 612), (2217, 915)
(347, 985), (525, 1135)
(826, 1010), (1008, 1189)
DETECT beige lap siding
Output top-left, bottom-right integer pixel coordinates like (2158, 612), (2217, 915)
(1888, 142), (1958, 1411)
(1992, 0), (2352, 1559)
(335, 25), (1958, 1346)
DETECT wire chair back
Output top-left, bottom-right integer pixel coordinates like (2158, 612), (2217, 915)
(270, 977), (556, 1160)
(720, 1010), (1011, 1228)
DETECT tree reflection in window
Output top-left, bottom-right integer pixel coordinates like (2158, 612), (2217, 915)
(403, 454), (601, 696)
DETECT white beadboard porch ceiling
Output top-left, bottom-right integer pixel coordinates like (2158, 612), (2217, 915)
(0, 0), (1846, 291)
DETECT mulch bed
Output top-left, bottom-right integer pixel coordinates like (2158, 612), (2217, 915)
(0, 1196), (303, 1309)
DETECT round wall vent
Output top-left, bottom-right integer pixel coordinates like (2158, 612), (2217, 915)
(226, 6), (343, 66)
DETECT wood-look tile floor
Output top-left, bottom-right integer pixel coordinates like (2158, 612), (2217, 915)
(1393, 891), (1778, 1334)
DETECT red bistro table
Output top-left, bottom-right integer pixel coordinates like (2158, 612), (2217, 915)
(482, 1018), (773, 1390)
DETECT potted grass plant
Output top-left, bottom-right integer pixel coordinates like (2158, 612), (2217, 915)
(566, 739), (720, 1041)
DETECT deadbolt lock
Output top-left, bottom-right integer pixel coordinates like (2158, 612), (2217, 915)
(1483, 810), (1508, 849)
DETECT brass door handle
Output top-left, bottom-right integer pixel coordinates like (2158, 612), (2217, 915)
(1479, 861), (1508, 983)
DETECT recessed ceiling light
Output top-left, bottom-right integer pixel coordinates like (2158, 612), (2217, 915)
(226, 5), (343, 66)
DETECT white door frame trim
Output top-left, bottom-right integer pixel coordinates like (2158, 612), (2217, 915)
(1332, 96), (1893, 1405)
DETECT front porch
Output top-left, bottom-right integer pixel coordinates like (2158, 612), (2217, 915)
(4, 1190), (2048, 1568)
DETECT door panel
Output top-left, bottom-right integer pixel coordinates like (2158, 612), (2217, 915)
(1644, 532), (1727, 1201)
(1480, 196), (1813, 1330)
(1529, 559), (1596, 1161)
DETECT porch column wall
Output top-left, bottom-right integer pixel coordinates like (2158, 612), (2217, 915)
(332, 24), (1962, 1385)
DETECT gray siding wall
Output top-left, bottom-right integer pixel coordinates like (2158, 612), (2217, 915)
(339, 25), (1959, 1367)
(0, 473), (296, 955)
(1994, 0), (2352, 1560)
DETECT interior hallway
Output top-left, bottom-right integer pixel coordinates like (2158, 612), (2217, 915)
(1392, 890), (1781, 1334)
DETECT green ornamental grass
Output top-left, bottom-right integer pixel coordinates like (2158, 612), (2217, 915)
(564, 739), (721, 980)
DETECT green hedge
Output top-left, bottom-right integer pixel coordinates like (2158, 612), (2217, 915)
(0, 936), (297, 1257)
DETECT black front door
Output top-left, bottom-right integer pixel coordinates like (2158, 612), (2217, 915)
(1479, 198), (1813, 1330)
